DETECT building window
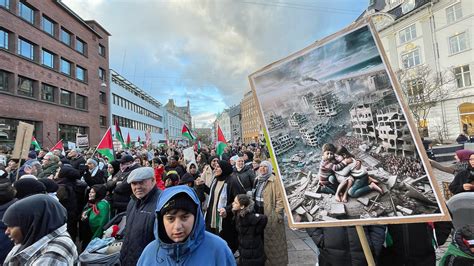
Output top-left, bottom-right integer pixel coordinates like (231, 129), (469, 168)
(41, 49), (54, 68)
(99, 44), (105, 57)
(0, 0), (9, 9)
(60, 28), (71, 46)
(0, 70), (9, 91)
(60, 58), (71, 75)
(60, 89), (72, 106)
(446, 2), (462, 24)
(401, 49), (421, 68)
(75, 38), (85, 54)
(99, 116), (106, 127)
(0, 29), (8, 49)
(17, 76), (34, 97)
(76, 94), (87, 109)
(18, 2), (34, 24)
(98, 68), (105, 81)
(454, 65), (471, 88)
(41, 84), (55, 102)
(59, 124), (86, 143)
(399, 24), (416, 44)
(406, 79), (424, 99)
(449, 32), (469, 55)
(76, 66), (86, 82)
(42, 16), (55, 36)
(99, 91), (106, 104)
(18, 38), (34, 60)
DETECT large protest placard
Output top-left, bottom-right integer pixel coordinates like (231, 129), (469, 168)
(11, 122), (34, 160)
(76, 133), (89, 148)
(248, 19), (449, 228)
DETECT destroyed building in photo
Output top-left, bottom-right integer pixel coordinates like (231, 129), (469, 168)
(375, 106), (415, 156)
(299, 121), (329, 147)
(313, 91), (341, 117)
(288, 112), (308, 128)
(271, 133), (296, 156)
(350, 104), (377, 142)
(268, 114), (286, 130)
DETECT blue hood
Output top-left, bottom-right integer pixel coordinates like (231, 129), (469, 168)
(154, 185), (205, 262)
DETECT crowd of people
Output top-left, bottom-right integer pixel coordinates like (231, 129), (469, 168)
(0, 142), (290, 265)
(0, 138), (473, 265)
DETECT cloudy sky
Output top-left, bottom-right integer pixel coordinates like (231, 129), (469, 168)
(62, 0), (368, 127)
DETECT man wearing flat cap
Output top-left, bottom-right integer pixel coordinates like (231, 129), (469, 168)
(119, 167), (161, 266)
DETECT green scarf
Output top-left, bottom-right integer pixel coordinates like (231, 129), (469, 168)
(439, 243), (474, 265)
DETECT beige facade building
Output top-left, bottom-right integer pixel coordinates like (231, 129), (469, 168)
(241, 91), (263, 144)
(364, 0), (474, 140)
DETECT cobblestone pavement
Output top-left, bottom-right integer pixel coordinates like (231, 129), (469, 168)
(283, 162), (456, 265)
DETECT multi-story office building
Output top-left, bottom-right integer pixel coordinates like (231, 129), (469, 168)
(364, 0), (474, 139)
(0, 0), (110, 148)
(110, 70), (165, 145)
(241, 91), (263, 144)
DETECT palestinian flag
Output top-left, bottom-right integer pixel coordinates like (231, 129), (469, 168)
(182, 124), (196, 141)
(114, 119), (126, 149)
(31, 136), (41, 151)
(216, 125), (227, 156)
(126, 132), (131, 149)
(97, 127), (114, 161)
(50, 139), (65, 155)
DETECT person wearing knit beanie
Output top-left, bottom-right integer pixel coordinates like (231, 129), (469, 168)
(13, 178), (46, 199)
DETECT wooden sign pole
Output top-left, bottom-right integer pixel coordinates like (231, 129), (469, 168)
(356, 225), (375, 266)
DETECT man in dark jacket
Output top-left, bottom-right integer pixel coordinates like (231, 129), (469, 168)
(110, 155), (140, 214)
(307, 225), (386, 266)
(67, 148), (86, 172)
(119, 167), (161, 266)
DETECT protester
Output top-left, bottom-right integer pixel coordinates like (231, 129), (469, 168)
(430, 149), (474, 175)
(5, 159), (19, 183)
(38, 178), (59, 201)
(307, 225), (385, 265)
(110, 155), (140, 214)
(67, 148), (86, 172)
(107, 160), (120, 179)
(232, 194), (267, 266)
(165, 155), (186, 177)
(196, 153), (208, 173)
(152, 156), (166, 190)
(0, 177), (16, 264)
(234, 157), (256, 192)
(201, 156), (218, 187)
(164, 171), (180, 188)
(55, 164), (83, 243)
(2, 194), (78, 265)
(19, 160), (41, 177)
(449, 153), (474, 194)
(253, 148), (267, 161)
(186, 161), (200, 179)
(83, 158), (106, 186)
(138, 186), (236, 265)
(79, 184), (110, 250)
(254, 160), (288, 265)
(13, 178), (46, 199)
(37, 154), (60, 179)
(243, 151), (254, 167)
(440, 224), (474, 265)
(120, 167), (161, 266)
(205, 160), (245, 253)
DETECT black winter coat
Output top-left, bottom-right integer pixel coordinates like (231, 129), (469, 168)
(449, 168), (474, 195)
(70, 155), (86, 172)
(307, 225), (385, 266)
(82, 168), (106, 187)
(234, 164), (256, 192)
(235, 206), (267, 266)
(111, 164), (140, 213)
(119, 187), (160, 266)
(378, 223), (451, 266)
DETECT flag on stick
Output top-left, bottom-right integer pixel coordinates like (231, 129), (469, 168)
(31, 136), (41, 151)
(96, 127), (114, 161)
(126, 132), (131, 149)
(114, 119), (126, 149)
(182, 124), (196, 141)
(216, 125), (227, 156)
(50, 139), (64, 155)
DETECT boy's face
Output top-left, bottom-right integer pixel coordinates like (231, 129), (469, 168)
(163, 209), (195, 243)
(323, 150), (334, 160)
(231, 197), (242, 211)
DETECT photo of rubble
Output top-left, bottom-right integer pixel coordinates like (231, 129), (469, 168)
(249, 24), (447, 227)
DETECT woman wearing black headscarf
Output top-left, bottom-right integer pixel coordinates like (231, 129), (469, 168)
(449, 153), (474, 195)
(79, 184), (110, 250)
(2, 194), (77, 265)
(205, 160), (245, 253)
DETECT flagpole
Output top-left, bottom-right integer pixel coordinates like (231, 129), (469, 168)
(92, 127), (111, 158)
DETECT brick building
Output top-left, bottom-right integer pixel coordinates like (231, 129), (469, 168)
(0, 0), (110, 149)
(240, 90), (263, 144)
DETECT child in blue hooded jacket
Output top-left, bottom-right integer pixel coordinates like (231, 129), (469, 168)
(137, 185), (236, 265)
